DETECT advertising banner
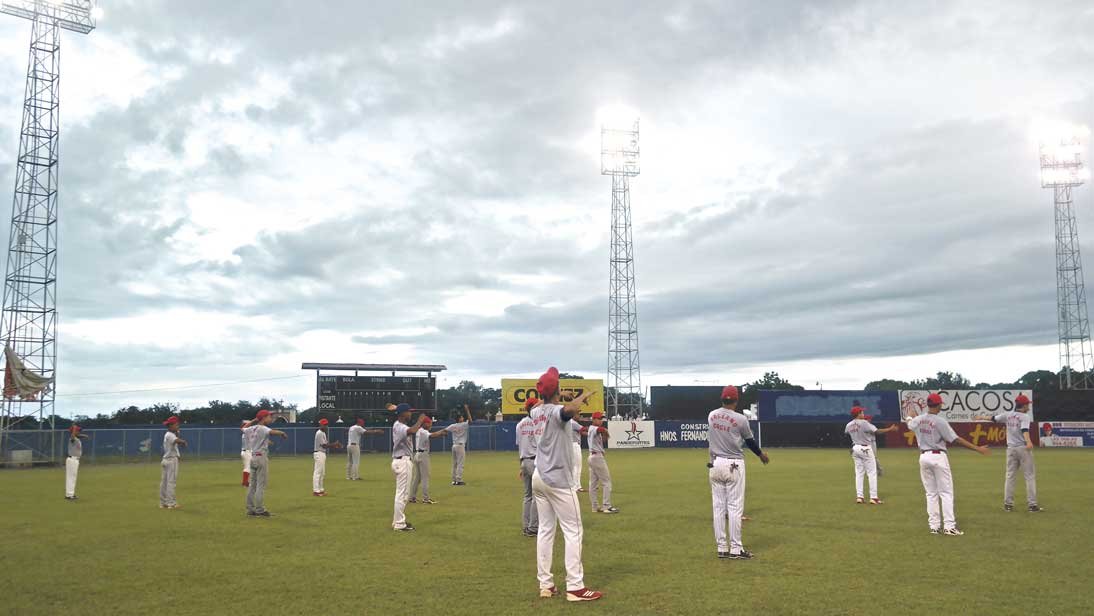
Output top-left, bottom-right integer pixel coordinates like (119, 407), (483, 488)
(899, 390), (1033, 423)
(1038, 422), (1094, 447)
(501, 378), (604, 415)
(883, 421), (1040, 448)
(758, 390), (900, 422)
(607, 419), (655, 448)
(654, 420), (760, 448)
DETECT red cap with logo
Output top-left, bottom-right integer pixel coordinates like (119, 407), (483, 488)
(592, 411), (605, 419)
(318, 418), (329, 426)
(356, 417), (365, 426)
(926, 393), (944, 407)
(524, 397), (539, 411)
(850, 406), (865, 418)
(69, 424), (81, 433)
(422, 416), (433, 427)
(1015, 394), (1031, 407)
(721, 385), (739, 401)
(163, 416), (179, 426)
(255, 409), (272, 421)
(536, 367), (560, 397)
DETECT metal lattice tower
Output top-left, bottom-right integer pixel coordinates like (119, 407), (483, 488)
(1039, 129), (1093, 389)
(601, 119), (642, 418)
(0, 1), (97, 462)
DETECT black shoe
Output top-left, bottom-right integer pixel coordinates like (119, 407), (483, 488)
(717, 551), (731, 559)
(455, 481), (466, 486)
(522, 529), (537, 537)
(929, 527), (941, 535)
(1028, 505), (1045, 512)
(395, 524), (415, 532)
(1003, 504), (1014, 512)
(247, 511), (258, 517)
(256, 511), (272, 517)
(729, 550), (754, 560)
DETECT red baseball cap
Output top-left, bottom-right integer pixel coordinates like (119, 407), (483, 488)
(318, 418), (329, 426)
(721, 385), (739, 401)
(1015, 394), (1031, 406)
(255, 410), (272, 421)
(422, 416), (433, 426)
(926, 393), (943, 407)
(524, 397), (539, 411)
(850, 406), (865, 417)
(163, 416), (179, 426)
(592, 411), (605, 419)
(69, 424), (81, 433)
(356, 418), (365, 425)
(536, 367), (560, 397)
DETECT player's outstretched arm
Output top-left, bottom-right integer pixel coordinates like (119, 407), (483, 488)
(428, 430), (446, 439)
(407, 414), (427, 435)
(270, 429), (288, 439)
(176, 438), (188, 447)
(877, 424), (899, 434)
(365, 428), (384, 436)
(560, 391), (596, 418)
(951, 436), (989, 455)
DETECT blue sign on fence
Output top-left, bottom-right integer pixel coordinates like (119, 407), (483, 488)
(758, 390), (900, 423)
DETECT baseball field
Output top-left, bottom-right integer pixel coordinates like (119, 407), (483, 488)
(1, 448), (1091, 616)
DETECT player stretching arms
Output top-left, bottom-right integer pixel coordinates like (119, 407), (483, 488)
(409, 416), (446, 504)
(587, 412), (617, 514)
(64, 425), (90, 501)
(159, 416), (187, 509)
(845, 406), (897, 504)
(346, 418), (383, 480)
(530, 366), (602, 602)
(975, 394), (1043, 512)
(242, 410), (288, 517)
(518, 396), (541, 536)
(391, 403), (429, 531)
(446, 405), (471, 486)
(708, 385), (769, 560)
(312, 418), (342, 496)
(907, 393), (989, 535)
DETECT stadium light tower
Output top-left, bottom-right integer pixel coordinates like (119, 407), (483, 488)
(600, 108), (643, 418)
(0, 0), (98, 462)
(1038, 123), (1094, 389)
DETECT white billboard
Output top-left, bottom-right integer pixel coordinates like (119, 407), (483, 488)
(607, 420), (656, 448)
(899, 390), (1033, 423)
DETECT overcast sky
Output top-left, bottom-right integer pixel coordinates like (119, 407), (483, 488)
(1, 0), (1093, 416)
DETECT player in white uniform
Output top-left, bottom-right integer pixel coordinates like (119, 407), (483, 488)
(907, 393), (990, 535)
(409, 416), (447, 504)
(240, 420), (252, 487)
(346, 418), (383, 480)
(312, 418), (342, 496)
(975, 394), (1043, 512)
(587, 412), (616, 513)
(446, 405), (471, 486)
(391, 403), (429, 531)
(844, 406), (897, 504)
(568, 416), (587, 492)
(242, 410), (288, 517)
(518, 396), (541, 537)
(708, 385), (769, 559)
(530, 366), (602, 602)
(159, 416), (187, 509)
(65, 425), (89, 500)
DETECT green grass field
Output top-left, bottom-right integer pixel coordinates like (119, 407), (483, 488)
(1, 448), (1091, 615)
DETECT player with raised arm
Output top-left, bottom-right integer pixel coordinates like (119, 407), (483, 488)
(346, 417), (383, 480)
(975, 394), (1042, 512)
(159, 416), (187, 509)
(409, 416), (446, 504)
(242, 410), (288, 517)
(587, 412), (616, 514)
(240, 420), (252, 487)
(64, 425), (90, 501)
(844, 406), (898, 504)
(312, 418), (342, 496)
(530, 366), (602, 602)
(517, 396), (541, 537)
(708, 385), (769, 560)
(446, 404), (471, 486)
(907, 393), (990, 535)
(391, 403), (428, 531)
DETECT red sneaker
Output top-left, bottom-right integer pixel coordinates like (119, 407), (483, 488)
(566, 588), (603, 602)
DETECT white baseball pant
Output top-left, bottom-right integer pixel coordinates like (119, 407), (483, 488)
(919, 451), (956, 530)
(588, 453), (612, 509)
(312, 451), (327, 493)
(851, 445), (878, 499)
(570, 442), (582, 490)
(346, 444), (361, 479)
(532, 469), (585, 592)
(391, 457), (412, 529)
(1004, 447), (1037, 507)
(65, 457), (80, 498)
(710, 456), (746, 554)
(160, 458), (179, 506)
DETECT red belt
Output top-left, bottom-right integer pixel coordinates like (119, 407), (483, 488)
(253, 453), (264, 457)
(921, 450), (946, 454)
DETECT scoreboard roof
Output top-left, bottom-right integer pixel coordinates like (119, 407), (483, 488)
(301, 363), (447, 373)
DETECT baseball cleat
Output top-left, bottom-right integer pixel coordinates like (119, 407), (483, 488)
(1028, 505), (1045, 512)
(455, 481), (466, 486)
(408, 498), (417, 504)
(869, 498), (884, 505)
(539, 586), (559, 598)
(717, 551), (731, 559)
(313, 492), (325, 497)
(166, 504), (181, 509)
(576, 487), (587, 493)
(943, 528), (964, 536)
(742, 515), (752, 522)
(422, 498), (436, 504)
(855, 497), (865, 504)
(566, 588), (603, 602)
(729, 550), (754, 560)
(929, 527), (941, 534)
(601, 507), (620, 514)
(1003, 504), (1014, 512)
(395, 524), (415, 532)
(522, 529), (537, 537)
(256, 511), (272, 517)
(159, 504), (168, 509)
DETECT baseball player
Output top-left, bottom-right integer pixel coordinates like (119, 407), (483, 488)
(530, 366), (602, 602)
(517, 396), (541, 537)
(445, 404), (471, 486)
(346, 417), (383, 480)
(408, 416), (446, 504)
(312, 418), (342, 496)
(587, 412), (617, 513)
(64, 425), (89, 500)
(391, 403), (429, 531)
(242, 410), (288, 517)
(160, 416), (187, 509)
(569, 416), (585, 492)
(708, 385), (769, 560)
(975, 394), (1043, 512)
(907, 393), (990, 535)
(844, 407), (897, 504)
(240, 420), (252, 487)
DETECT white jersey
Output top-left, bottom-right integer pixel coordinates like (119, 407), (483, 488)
(347, 424), (366, 446)
(392, 421), (412, 458)
(313, 430), (328, 453)
(531, 403), (573, 489)
(588, 425), (608, 455)
(569, 419), (583, 444)
(415, 428), (431, 452)
(162, 431), (181, 460)
(244, 424), (272, 454)
(445, 421), (469, 446)
(907, 414), (958, 451)
(708, 408), (753, 459)
(845, 419), (878, 447)
(68, 436), (82, 459)
(516, 416), (537, 459)
(992, 411), (1031, 448)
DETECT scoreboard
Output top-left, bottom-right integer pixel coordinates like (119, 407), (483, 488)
(317, 375), (437, 415)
